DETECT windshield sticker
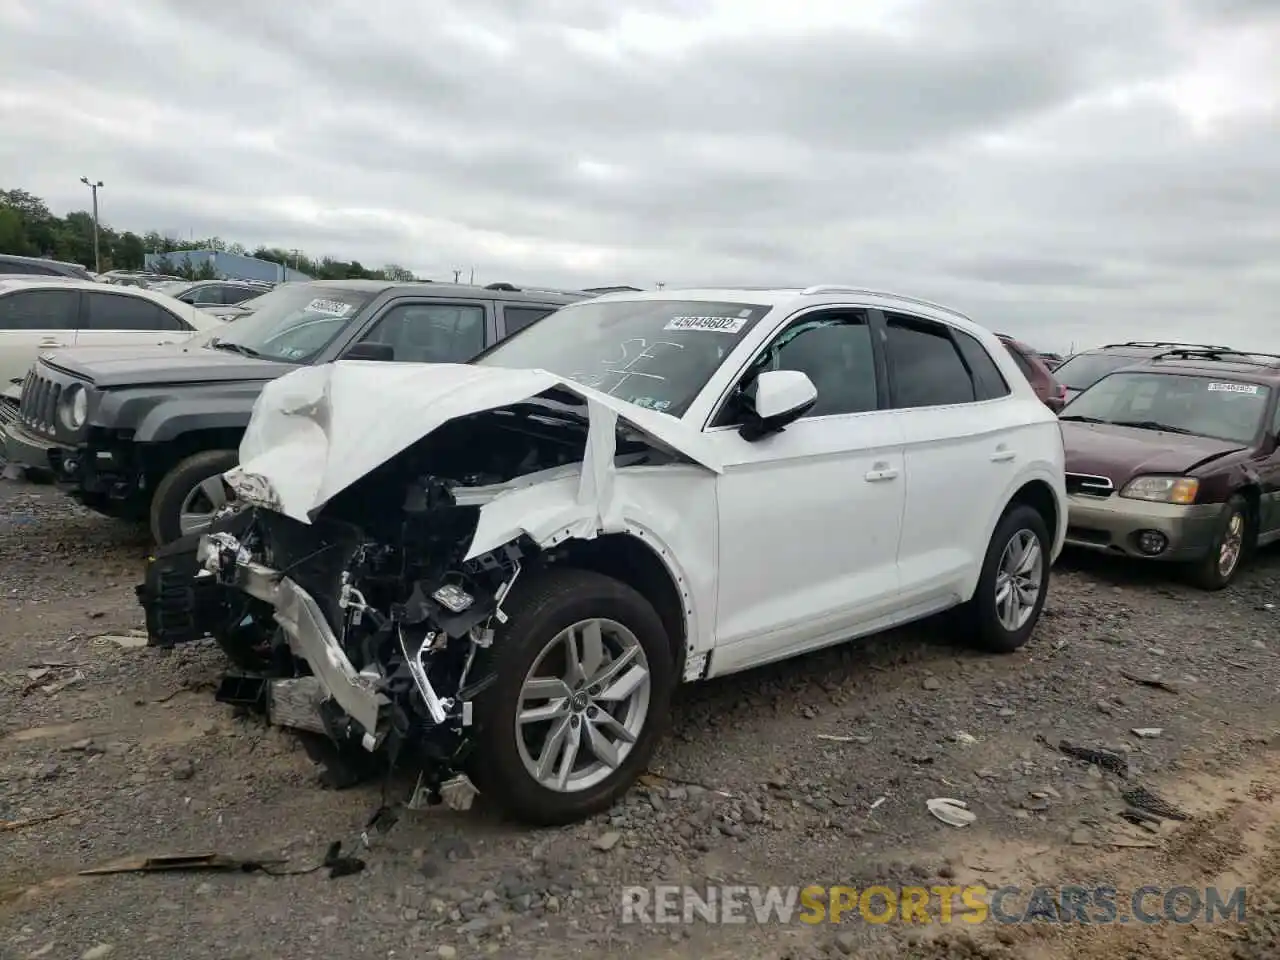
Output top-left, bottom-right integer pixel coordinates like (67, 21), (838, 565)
(305, 298), (354, 317)
(630, 396), (673, 412)
(663, 315), (749, 334)
(1207, 382), (1260, 394)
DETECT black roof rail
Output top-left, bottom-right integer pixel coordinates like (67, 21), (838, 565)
(485, 282), (519, 291)
(1149, 348), (1280, 365)
(1101, 340), (1234, 350)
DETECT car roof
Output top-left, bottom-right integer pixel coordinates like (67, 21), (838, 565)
(584, 284), (989, 335)
(1122, 349), (1280, 384)
(0, 253), (91, 275)
(293, 279), (589, 305)
(1078, 340), (1236, 358)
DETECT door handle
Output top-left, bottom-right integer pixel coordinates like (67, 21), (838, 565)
(864, 462), (900, 482)
(990, 446), (1016, 462)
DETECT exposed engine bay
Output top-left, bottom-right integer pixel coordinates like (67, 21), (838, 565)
(138, 390), (688, 810)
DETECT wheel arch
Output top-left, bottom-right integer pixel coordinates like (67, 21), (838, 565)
(546, 528), (695, 679)
(964, 469), (1064, 602)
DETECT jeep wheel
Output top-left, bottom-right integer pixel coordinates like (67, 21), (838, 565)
(1187, 494), (1250, 591)
(468, 568), (674, 826)
(957, 503), (1052, 653)
(150, 449), (239, 544)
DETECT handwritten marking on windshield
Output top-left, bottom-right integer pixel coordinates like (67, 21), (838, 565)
(569, 338), (684, 396)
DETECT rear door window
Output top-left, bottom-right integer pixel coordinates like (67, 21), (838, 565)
(0, 290), (80, 329)
(502, 305), (556, 337)
(882, 312), (977, 407)
(84, 292), (189, 331)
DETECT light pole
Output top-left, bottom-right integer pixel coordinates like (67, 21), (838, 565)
(79, 177), (103, 274)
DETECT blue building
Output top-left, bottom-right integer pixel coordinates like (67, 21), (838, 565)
(144, 249), (312, 283)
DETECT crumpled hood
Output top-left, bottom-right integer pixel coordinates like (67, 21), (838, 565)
(1061, 420), (1247, 486)
(227, 361), (724, 523)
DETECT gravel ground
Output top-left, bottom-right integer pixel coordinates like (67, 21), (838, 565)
(2, 476), (1280, 960)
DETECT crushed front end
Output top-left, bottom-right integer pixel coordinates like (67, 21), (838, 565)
(193, 481), (530, 808)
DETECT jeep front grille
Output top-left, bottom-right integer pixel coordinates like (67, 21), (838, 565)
(17, 371), (62, 435)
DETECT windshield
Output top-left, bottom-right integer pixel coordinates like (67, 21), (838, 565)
(1061, 372), (1269, 445)
(1053, 352), (1138, 390)
(207, 285), (375, 362)
(475, 298), (774, 417)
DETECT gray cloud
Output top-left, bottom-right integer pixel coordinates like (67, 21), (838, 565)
(1, 0), (1278, 353)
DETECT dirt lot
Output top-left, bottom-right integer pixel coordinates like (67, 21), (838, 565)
(2, 476), (1280, 960)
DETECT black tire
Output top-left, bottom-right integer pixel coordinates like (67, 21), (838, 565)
(957, 503), (1052, 653)
(467, 567), (674, 826)
(149, 449), (239, 545)
(1186, 495), (1250, 591)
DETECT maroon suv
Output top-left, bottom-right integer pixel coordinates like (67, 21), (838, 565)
(997, 334), (1067, 412)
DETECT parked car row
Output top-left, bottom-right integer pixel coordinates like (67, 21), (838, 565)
(2, 278), (1274, 830)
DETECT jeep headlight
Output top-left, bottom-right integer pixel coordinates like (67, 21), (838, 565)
(1120, 475), (1199, 505)
(58, 383), (88, 430)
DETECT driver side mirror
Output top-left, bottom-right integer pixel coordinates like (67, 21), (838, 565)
(341, 341), (395, 362)
(738, 369), (817, 441)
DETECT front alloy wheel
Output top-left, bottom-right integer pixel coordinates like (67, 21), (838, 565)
(994, 529), (1043, 632)
(516, 618), (652, 793)
(1188, 494), (1250, 591)
(469, 568), (673, 826)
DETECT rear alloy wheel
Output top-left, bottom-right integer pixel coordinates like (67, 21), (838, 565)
(149, 449), (239, 544)
(469, 568), (674, 826)
(1187, 495), (1250, 591)
(958, 503), (1052, 653)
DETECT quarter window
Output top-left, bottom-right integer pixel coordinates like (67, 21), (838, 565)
(224, 286), (258, 304)
(883, 313), (976, 408)
(503, 306), (555, 336)
(84, 293), (188, 331)
(361, 302), (487, 363)
(954, 330), (1011, 400)
(0, 290), (79, 330)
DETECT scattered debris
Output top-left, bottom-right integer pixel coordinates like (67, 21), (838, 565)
(1056, 740), (1129, 776)
(816, 733), (873, 744)
(1131, 727), (1163, 739)
(79, 853), (287, 876)
(921, 677), (942, 691)
(35, 670), (85, 696)
(1119, 670), (1183, 694)
(952, 731), (979, 746)
(868, 796), (886, 813)
(93, 631), (148, 649)
(1, 810), (70, 832)
(1121, 786), (1189, 821)
(594, 832), (622, 852)
(927, 798), (975, 827)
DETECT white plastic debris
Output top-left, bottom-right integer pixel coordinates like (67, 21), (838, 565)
(927, 797), (976, 828)
(952, 731), (979, 746)
(1131, 728), (1163, 739)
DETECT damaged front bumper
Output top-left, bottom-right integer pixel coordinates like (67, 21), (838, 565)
(197, 531), (392, 747)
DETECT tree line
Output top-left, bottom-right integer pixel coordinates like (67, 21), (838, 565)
(0, 187), (416, 282)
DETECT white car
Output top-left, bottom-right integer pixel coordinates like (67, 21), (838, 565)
(0, 278), (224, 387)
(163, 285), (1067, 825)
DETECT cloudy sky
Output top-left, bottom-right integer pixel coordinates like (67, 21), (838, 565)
(1, 0), (1277, 352)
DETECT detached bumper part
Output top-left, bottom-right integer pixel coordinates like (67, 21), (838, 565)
(197, 532), (390, 746)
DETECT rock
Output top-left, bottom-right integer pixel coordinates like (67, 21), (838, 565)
(82, 947), (115, 960)
(1070, 828), (1094, 846)
(741, 800), (764, 824)
(170, 759), (195, 781)
(833, 931), (858, 955)
(594, 832), (622, 852)
(402, 908), (420, 921)
(37, 762), (62, 781)
(921, 677), (941, 691)
(1131, 728), (1162, 739)
(437, 947), (458, 960)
